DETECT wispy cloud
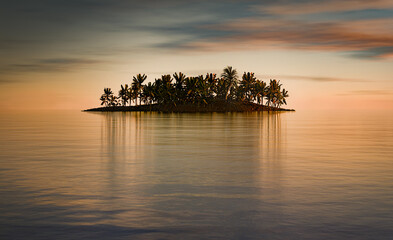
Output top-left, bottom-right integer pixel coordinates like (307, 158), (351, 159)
(0, 78), (14, 84)
(259, 0), (393, 15)
(349, 46), (393, 59)
(270, 75), (368, 82)
(139, 1), (393, 59)
(1, 0), (393, 60)
(338, 90), (393, 96)
(2, 58), (105, 73)
(174, 17), (393, 59)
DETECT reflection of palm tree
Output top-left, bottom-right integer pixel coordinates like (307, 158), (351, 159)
(221, 66), (238, 100)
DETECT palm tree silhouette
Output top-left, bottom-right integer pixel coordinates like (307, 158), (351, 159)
(100, 95), (107, 106)
(100, 88), (113, 107)
(108, 95), (119, 106)
(142, 82), (155, 106)
(118, 84), (129, 106)
(173, 72), (186, 103)
(239, 72), (257, 101)
(98, 67), (289, 110)
(266, 79), (283, 107)
(252, 80), (267, 105)
(185, 76), (198, 103)
(206, 73), (218, 100)
(221, 66), (238, 100)
(196, 75), (210, 105)
(132, 74), (147, 105)
(278, 88), (289, 108)
(162, 75), (175, 104)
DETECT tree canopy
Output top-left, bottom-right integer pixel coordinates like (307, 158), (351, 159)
(99, 66), (289, 109)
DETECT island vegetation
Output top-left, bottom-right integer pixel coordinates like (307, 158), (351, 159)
(85, 66), (294, 112)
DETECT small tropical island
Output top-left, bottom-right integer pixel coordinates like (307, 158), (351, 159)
(85, 66), (294, 112)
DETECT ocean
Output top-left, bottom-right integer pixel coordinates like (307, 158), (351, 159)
(0, 109), (392, 239)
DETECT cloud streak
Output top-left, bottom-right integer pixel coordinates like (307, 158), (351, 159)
(270, 75), (368, 83)
(172, 17), (393, 59)
(338, 90), (393, 96)
(1, 58), (105, 73)
(260, 0), (393, 15)
(128, 1), (393, 59)
(1, 0), (393, 61)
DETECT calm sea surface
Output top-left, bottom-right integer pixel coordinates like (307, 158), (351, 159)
(0, 110), (392, 239)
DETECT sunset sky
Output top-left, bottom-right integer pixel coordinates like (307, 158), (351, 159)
(1, 0), (392, 110)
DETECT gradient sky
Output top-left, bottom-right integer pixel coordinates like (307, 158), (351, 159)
(1, 0), (392, 110)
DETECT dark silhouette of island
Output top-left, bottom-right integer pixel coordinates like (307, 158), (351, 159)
(85, 66), (294, 112)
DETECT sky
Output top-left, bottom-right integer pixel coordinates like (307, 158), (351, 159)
(0, 0), (392, 110)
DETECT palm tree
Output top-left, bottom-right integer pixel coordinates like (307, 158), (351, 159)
(252, 80), (267, 105)
(265, 79), (282, 107)
(118, 84), (129, 106)
(196, 75), (210, 105)
(153, 78), (163, 104)
(98, 68), (290, 110)
(100, 88), (113, 107)
(109, 95), (119, 106)
(130, 83), (139, 106)
(126, 86), (133, 106)
(221, 66), (238, 100)
(216, 77), (228, 100)
(132, 74), (147, 105)
(173, 72), (186, 103)
(100, 95), (107, 106)
(161, 74), (175, 104)
(240, 72), (257, 101)
(142, 82), (155, 106)
(277, 88), (289, 108)
(205, 73), (218, 100)
(185, 76), (198, 103)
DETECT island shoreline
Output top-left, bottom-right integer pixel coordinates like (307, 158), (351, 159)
(84, 102), (295, 112)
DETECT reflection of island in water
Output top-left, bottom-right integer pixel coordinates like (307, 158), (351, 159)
(100, 111), (286, 167)
(97, 112), (289, 235)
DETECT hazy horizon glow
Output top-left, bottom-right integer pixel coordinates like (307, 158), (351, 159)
(0, 0), (392, 110)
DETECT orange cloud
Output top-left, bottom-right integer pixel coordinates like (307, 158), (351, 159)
(259, 0), (393, 15)
(184, 18), (393, 58)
